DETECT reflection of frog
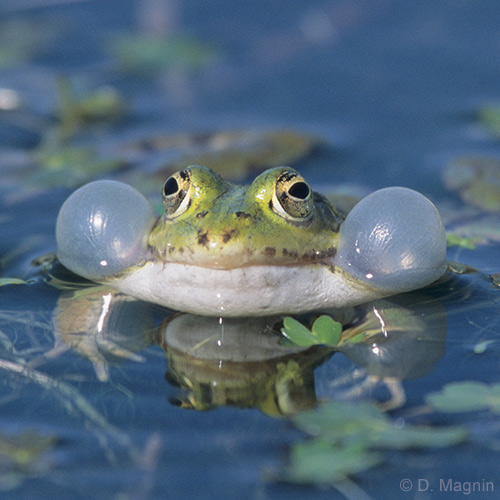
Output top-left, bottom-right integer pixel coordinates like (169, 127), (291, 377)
(51, 284), (447, 413)
(158, 314), (330, 416)
(50, 286), (154, 382)
(56, 165), (447, 316)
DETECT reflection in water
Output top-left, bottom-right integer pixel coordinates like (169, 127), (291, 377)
(52, 281), (451, 415)
(157, 314), (330, 415)
(52, 286), (155, 381)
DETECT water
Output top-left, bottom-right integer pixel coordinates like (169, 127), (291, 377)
(1, 1), (500, 499)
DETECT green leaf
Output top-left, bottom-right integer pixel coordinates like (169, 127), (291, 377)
(293, 401), (467, 450)
(284, 439), (382, 484)
(426, 381), (500, 414)
(311, 315), (342, 346)
(446, 233), (479, 249)
(280, 317), (316, 347)
(280, 316), (344, 348)
(0, 278), (26, 286)
(283, 401), (468, 486)
(345, 332), (366, 344)
(374, 426), (467, 449)
(473, 340), (496, 354)
(479, 103), (500, 136)
(292, 401), (388, 441)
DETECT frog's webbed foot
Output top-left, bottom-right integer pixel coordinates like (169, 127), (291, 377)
(42, 333), (145, 382)
(329, 371), (406, 411)
(72, 334), (145, 382)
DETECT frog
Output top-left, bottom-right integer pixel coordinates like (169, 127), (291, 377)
(55, 165), (447, 317)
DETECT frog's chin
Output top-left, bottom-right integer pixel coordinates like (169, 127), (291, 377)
(105, 261), (430, 317)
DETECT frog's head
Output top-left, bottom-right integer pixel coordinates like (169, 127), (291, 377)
(147, 165), (344, 269)
(56, 166), (447, 315)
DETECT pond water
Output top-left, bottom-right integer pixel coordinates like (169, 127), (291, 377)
(1, 1), (500, 499)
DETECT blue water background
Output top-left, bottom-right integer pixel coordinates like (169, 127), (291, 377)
(1, 1), (500, 499)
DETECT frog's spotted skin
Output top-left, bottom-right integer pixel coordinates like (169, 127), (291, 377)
(56, 165), (447, 317)
(148, 166), (344, 270)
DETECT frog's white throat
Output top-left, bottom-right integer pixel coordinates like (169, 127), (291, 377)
(108, 261), (386, 317)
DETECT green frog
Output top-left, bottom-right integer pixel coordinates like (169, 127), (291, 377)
(56, 165), (447, 316)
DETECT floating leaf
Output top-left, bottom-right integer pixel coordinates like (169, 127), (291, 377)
(0, 431), (57, 467)
(293, 401), (466, 449)
(283, 401), (467, 485)
(281, 316), (344, 347)
(443, 157), (500, 212)
(284, 440), (382, 484)
(346, 332), (366, 344)
(31, 145), (126, 188)
(478, 103), (500, 137)
(122, 129), (319, 189)
(446, 233), (479, 249)
(0, 278), (26, 286)
(56, 79), (127, 138)
(111, 34), (216, 73)
(473, 339), (496, 354)
(281, 317), (317, 347)
(311, 315), (342, 345)
(293, 401), (387, 441)
(370, 426), (467, 449)
(426, 381), (500, 414)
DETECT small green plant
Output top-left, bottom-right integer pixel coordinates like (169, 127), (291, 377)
(446, 233), (480, 249)
(478, 103), (500, 136)
(0, 278), (26, 287)
(282, 401), (467, 486)
(426, 381), (500, 414)
(280, 315), (365, 348)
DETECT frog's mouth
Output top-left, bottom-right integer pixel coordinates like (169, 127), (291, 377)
(149, 244), (338, 270)
(108, 259), (374, 317)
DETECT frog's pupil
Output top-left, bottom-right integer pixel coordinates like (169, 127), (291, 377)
(288, 182), (310, 200)
(164, 177), (179, 196)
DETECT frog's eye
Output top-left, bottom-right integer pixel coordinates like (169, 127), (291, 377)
(336, 187), (447, 294)
(162, 169), (191, 218)
(273, 171), (313, 220)
(56, 180), (157, 281)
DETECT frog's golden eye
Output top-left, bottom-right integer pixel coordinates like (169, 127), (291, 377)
(273, 171), (313, 220)
(162, 169), (191, 217)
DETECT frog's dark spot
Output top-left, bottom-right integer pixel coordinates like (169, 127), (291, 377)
(197, 230), (210, 247)
(300, 247), (337, 262)
(196, 210), (208, 219)
(222, 229), (236, 243)
(282, 248), (298, 259)
(277, 171), (297, 183)
(179, 169), (190, 181)
(177, 246), (184, 254)
(235, 211), (252, 219)
(263, 247), (276, 257)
